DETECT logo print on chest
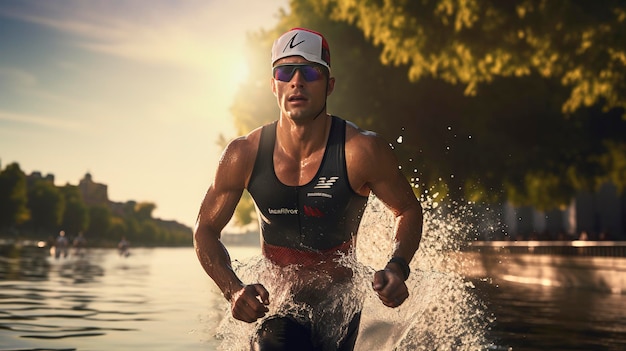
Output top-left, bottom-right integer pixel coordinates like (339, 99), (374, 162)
(314, 176), (338, 189)
(304, 205), (324, 218)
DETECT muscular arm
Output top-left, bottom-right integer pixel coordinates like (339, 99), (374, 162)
(194, 180), (245, 301)
(368, 137), (423, 264)
(348, 127), (423, 307)
(193, 136), (269, 322)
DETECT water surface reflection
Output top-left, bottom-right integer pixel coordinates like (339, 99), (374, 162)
(2, 246), (626, 350)
(0, 247), (170, 350)
(479, 278), (626, 351)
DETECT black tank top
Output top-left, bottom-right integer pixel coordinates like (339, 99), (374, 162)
(247, 116), (369, 251)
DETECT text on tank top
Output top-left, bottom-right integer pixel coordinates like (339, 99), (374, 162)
(247, 116), (369, 252)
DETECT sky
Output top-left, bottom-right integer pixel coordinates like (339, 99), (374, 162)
(0, 0), (288, 228)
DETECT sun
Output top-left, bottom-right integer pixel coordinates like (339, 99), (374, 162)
(230, 57), (250, 87)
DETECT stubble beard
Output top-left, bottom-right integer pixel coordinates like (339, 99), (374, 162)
(285, 101), (326, 122)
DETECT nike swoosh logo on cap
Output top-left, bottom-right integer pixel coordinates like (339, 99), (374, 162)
(283, 33), (305, 52)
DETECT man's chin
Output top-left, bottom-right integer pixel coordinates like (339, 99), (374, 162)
(286, 110), (309, 121)
(286, 109), (323, 122)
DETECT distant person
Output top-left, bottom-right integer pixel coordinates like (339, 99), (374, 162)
(45, 235), (56, 256)
(55, 230), (69, 259)
(118, 236), (130, 257)
(193, 28), (423, 350)
(73, 232), (87, 257)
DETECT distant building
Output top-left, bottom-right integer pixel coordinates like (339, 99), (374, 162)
(26, 171), (55, 187)
(78, 173), (109, 206)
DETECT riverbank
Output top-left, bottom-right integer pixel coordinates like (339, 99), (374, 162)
(5, 237), (626, 294)
(460, 240), (626, 294)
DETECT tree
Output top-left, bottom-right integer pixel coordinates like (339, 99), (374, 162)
(138, 220), (159, 245)
(27, 180), (64, 233)
(88, 204), (112, 242)
(134, 202), (156, 222)
(233, 191), (256, 226)
(60, 185), (89, 236)
(121, 201), (137, 217)
(228, 0), (626, 212)
(319, 0), (626, 116)
(124, 216), (141, 243)
(107, 216), (128, 245)
(0, 163), (29, 230)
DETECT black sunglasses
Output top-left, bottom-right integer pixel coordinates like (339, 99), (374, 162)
(272, 64), (327, 82)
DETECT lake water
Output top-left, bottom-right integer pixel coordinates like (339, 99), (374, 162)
(2, 198), (626, 350)
(1, 245), (626, 351)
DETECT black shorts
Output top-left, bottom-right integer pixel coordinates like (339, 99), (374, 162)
(251, 312), (361, 351)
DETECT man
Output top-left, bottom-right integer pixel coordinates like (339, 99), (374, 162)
(194, 28), (423, 350)
(55, 230), (69, 259)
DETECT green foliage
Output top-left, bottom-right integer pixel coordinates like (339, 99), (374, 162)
(27, 180), (64, 233)
(121, 201), (137, 217)
(233, 191), (256, 226)
(87, 205), (112, 240)
(0, 163), (192, 246)
(139, 221), (159, 244)
(107, 217), (128, 242)
(0, 163), (29, 228)
(122, 216), (141, 243)
(62, 198), (88, 235)
(320, 0), (626, 116)
(227, 0), (626, 213)
(599, 141), (626, 193)
(134, 202), (156, 221)
(60, 185), (89, 235)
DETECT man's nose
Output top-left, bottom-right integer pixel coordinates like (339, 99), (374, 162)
(290, 68), (306, 86)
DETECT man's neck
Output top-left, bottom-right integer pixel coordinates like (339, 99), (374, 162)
(276, 113), (331, 160)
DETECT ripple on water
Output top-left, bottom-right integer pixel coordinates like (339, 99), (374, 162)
(0, 250), (152, 348)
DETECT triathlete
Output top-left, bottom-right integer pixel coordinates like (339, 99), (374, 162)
(194, 27), (423, 350)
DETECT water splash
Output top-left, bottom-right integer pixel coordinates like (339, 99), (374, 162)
(215, 194), (492, 350)
(356, 194), (490, 350)
(215, 257), (365, 350)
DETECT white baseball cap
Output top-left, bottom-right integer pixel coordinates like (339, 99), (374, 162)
(271, 28), (331, 70)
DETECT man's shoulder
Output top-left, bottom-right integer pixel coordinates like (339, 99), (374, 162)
(224, 126), (264, 155)
(343, 119), (388, 154)
(216, 125), (270, 184)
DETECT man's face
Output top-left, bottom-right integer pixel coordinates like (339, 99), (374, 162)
(271, 56), (334, 122)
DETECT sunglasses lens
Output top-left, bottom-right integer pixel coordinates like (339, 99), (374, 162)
(300, 66), (323, 81)
(273, 65), (324, 82)
(274, 66), (295, 82)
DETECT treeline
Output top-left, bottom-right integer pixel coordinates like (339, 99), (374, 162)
(0, 162), (192, 247)
(228, 0), (626, 225)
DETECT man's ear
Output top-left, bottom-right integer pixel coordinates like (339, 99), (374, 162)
(270, 77), (277, 97)
(327, 77), (336, 96)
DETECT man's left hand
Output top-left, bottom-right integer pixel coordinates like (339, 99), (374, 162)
(372, 268), (409, 308)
